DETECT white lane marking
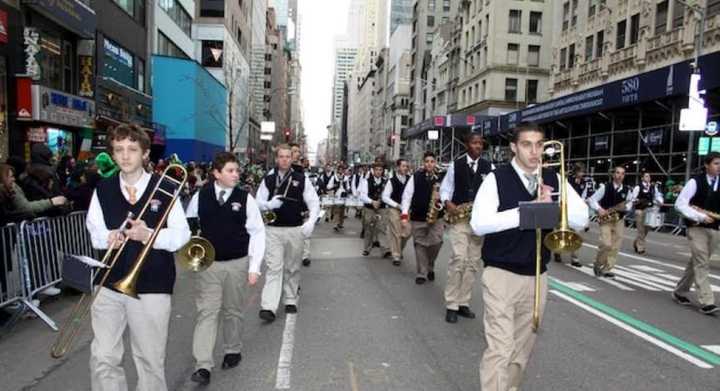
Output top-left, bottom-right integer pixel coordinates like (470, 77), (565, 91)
(614, 266), (677, 289)
(553, 278), (597, 292)
(275, 314), (297, 389)
(574, 265), (635, 291)
(550, 290), (713, 369)
(322, 251), (332, 255)
(628, 265), (663, 273)
(657, 273), (720, 292)
(613, 275), (664, 291)
(702, 345), (720, 355)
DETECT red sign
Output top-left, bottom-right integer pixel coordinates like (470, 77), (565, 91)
(466, 115), (476, 125)
(434, 116), (445, 127)
(0, 11), (7, 44)
(16, 77), (33, 119)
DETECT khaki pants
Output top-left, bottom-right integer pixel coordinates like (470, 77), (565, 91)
(332, 205), (345, 227)
(675, 227), (719, 306)
(302, 237), (311, 260)
(261, 226), (304, 313)
(595, 219), (625, 272)
(192, 257), (249, 371)
(445, 222), (484, 310)
(363, 207), (388, 252)
(386, 208), (410, 259)
(90, 287), (172, 391)
(411, 221), (444, 277)
(480, 267), (548, 391)
(634, 209), (649, 252)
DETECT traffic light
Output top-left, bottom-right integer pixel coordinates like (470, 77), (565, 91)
(284, 128), (291, 141)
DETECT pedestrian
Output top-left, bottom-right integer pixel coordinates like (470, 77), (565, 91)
(629, 172), (663, 254)
(382, 158), (411, 266)
(0, 163), (68, 223)
(22, 144), (63, 202)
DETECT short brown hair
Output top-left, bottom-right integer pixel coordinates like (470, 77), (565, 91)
(212, 152), (238, 172)
(704, 151), (720, 165)
(510, 122), (545, 143)
(108, 124), (151, 152)
(276, 143), (291, 156)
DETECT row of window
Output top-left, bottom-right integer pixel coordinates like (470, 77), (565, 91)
(507, 43), (541, 67)
(457, 78), (539, 107)
(159, 0), (191, 37)
(508, 9), (542, 35)
(157, 31), (189, 59)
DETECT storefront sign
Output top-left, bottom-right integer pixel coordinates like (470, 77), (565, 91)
(79, 55), (94, 97)
(103, 39), (134, 88)
(433, 116), (445, 127)
(0, 10), (8, 44)
(26, 127), (47, 143)
(23, 0), (96, 38)
(31, 85), (95, 128)
(16, 77), (33, 119)
(23, 27), (40, 80)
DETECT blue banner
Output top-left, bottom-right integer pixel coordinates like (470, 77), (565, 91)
(23, 0), (96, 38)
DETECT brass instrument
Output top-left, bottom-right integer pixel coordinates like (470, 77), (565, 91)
(597, 201), (627, 225)
(444, 203), (473, 224)
(426, 171), (442, 224)
(50, 164), (188, 358)
(177, 236), (215, 272)
(691, 206), (720, 221)
(532, 141), (583, 332)
(263, 210), (277, 224)
(263, 169), (293, 224)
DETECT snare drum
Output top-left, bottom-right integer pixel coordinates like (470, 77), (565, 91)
(320, 196), (334, 208)
(347, 197), (363, 208)
(644, 209), (664, 228)
(333, 197), (347, 206)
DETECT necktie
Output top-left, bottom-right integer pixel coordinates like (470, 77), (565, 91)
(218, 190), (226, 205)
(125, 185), (137, 205)
(469, 160), (476, 173)
(711, 177), (718, 192)
(524, 173), (538, 196)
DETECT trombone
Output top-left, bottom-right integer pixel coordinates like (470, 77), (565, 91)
(532, 141), (583, 332)
(50, 164), (188, 358)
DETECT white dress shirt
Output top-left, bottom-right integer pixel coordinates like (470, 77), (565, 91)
(675, 175), (719, 223)
(255, 172), (320, 222)
(588, 183), (633, 212)
(628, 182), (664, 207)
(87, 171), (191, 252)
(358, 175), (385, 204)
(185, 183), (266, 274)
(470, 158), (589, 236)
(382, 175), (407, 209)
(440, 155), (495, 203)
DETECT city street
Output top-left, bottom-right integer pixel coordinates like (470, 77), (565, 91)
(1, 217), (719, 391)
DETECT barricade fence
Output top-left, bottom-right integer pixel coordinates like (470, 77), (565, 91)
(0, 223), (24, 309)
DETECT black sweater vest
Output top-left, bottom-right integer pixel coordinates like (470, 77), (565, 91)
(95, 174), (176, 294)
(635, 184), (655, 210)
(599, 183), (629, 217)
(687, 174), (720, 230)
(364, 176), (387, 208)
(198, 183), (250, 261)
(451, 157), (492, 204)
(482, 165), (559, 276)
(264, 170), (306, 227)
(390, 175), (408, 204)
(409, 171), (442, 222)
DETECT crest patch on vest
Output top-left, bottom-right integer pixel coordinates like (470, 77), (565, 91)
(292, 180), (300, 187)
(231, 202), (242, 212)
(150, 199), (162, 212)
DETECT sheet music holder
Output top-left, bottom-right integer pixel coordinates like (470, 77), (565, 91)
(519, 201), (560, 230)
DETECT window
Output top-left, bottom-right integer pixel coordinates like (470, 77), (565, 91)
(481, 80), (486, 99)
(137, 58), (145, 93)
(483, 46), (487, 66)
(114, 0), (135, 17)
(673, 1), (685, 28)
(443, 0), (450, 12)
(585, 35), (593, 61)
(264, 67), (271, 75)
(629, 13), (639, 44)
(426, 32), (433, 44)
(568, 44), (575, 68)
(429, 0), (435, 11)
(588, 0), (597, 17)
(427, 15), (435, 27)
(655, 0), (668, 34)
(401, 115), (408, 125)
(528, 45), (540, 66)
(560, 47), (567, 70)
(200, 0), (224, 17)
(507, 43), (519, 64)
(157, 32), (189, 58)
(160, 0), (192, 37)
(571, 0), (578, 26)
(616, 20), (626, 49)
(509, 10), (522, 33)
(201, 40), (224, 67)
(562, 2), (570, 31)
(529, 12), (542, 34)
(526, 79), (538, 103)
(62, 41), (72, 93)
(596, 30), (604, 57)
(708, 0), (720, 18)
(505, 78), (518, 101)
(264, 81), (271, 89)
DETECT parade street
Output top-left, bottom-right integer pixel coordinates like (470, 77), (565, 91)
(2, 217), (719, 391)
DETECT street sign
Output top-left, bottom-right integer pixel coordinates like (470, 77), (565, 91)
(706, 121), (718, 136)
(698, 137), (720, 156)
(679, 73), (708, 131)
(261, 121), (275, 134)
(260, 133), (272, 141)
(434, 116), (444, 127)
(428, 130), (439, 140)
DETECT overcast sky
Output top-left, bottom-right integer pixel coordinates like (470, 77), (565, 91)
(299, 0), (351, 158)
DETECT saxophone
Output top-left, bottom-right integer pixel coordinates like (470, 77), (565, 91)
(444, 202), (473, 224)
(426, 180), (442, 224)
(597, 201), (627, 225)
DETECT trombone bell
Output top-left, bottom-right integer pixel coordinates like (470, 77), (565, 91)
(177, 236), (216, 272)
(543, 229), (583, 254)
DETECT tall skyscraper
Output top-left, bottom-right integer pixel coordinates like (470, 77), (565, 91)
(331, 42), (358, 124)
(390, 0), (413, 35)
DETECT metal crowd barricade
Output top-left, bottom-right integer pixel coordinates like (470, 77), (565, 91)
(0, 223), (24, 311)
(16, 211), (95, 331)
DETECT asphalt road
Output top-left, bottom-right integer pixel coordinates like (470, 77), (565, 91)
(1, 216), (719, 390)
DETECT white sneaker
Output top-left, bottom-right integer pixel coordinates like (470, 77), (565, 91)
(40, 286), (61, 296)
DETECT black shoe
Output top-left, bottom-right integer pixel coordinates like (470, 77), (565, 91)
(191, 369), (211, 386)
(602, 272), (616, 278)
(373, 241), (380, 248)
(285, 304), (298, 314)
(392, 258), (401, 266)
(302, 258), (311, 267)
(457, 306), (476, 319)
(333, 226), (341, 232)
(362, 250), (370, 256)
(360, 228), (365, 238)
(259, 309), (276, 322)
(427, 271), (435, 281)
(593, 266), (602, 277)
(415, 277), (426, 285)
(570, 260), (582, 268)
(672, 292), (692, 306)
(222, 353), (242, 369)
(383, 251), (392, 259)
(338, 224), (344, 229)
(700, 305), (719, 315)
(445, 309), (458, 323)
(553, 254), (562, 263)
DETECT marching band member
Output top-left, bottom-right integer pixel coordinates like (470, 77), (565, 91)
(318, 164), (334, 222)
(629, 172), (663, 254)
(352, 165), (367, 219)
(589, 166), (632, 278)
(358, 162), (389, 257)
(439, 133), (493, 323)
(185, 152), (265, 386)
(256, 145), (320, 322)
(289, 145), (312, 267)
(673, 152), (720, 315)
(382, 159), (411, 266)
(86, 124), (191, 391)
(401, 152), (444, 285)
(470, 124), (588, 391)
(554, 162), (590, 267)
(327, 164), (350, 232)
